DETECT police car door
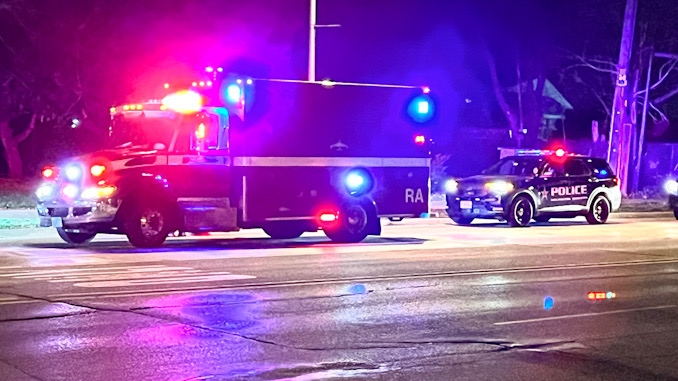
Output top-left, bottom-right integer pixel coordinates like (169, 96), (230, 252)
(538, 161), (568, 209)
(563, 158), (593, 207)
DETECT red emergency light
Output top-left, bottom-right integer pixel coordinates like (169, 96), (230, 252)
(415, 135), (426, 144)
(42, 166), (57, 180)
(319, 213), (337, 222)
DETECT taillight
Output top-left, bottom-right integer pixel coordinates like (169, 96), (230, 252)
(42, 166), (57, 180)
(90, 165), (106, 177)
(613, 177), (620, 186)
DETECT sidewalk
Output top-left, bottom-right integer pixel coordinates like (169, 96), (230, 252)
(0, 208), (39, 229)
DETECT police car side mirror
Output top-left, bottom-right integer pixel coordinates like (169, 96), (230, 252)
(153, 143), (167, 151)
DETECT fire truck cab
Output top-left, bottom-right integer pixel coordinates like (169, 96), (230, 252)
(36, 78), (434, 247)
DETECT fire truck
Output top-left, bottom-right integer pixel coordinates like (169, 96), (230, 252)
(36, 77), (434, 247)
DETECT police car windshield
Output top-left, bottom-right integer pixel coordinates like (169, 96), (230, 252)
(482, 157), (543, 177)
(109, 116), (177, 150)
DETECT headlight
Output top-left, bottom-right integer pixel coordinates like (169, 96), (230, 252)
(486, 181), (514, 195)
(35, 184), (54, 200)
(444, 179), (459, 193)
(81, 186), (116, 200)
(665, 180), (678, 195)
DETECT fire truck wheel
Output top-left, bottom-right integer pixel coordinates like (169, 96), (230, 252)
(508, 196), (533, 227)
(263, 223), (305, 239)
(125, 199), (173, 248)
(586, 196), (610, 224)
(56, 228), (96, 245)
(450, 216), (474, 225)
(324, 203), (370, 243)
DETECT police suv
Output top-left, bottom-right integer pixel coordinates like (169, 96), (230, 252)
(665, 179), (678, 219)
(444, 150), (622, 226)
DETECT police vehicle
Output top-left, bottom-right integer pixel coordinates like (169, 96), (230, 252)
(36, 77), (434, 247)
(665, 179), (678, 219)
(444, 150), (622, 226)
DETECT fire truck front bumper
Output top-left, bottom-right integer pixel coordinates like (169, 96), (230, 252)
(37, 198), (121, 229)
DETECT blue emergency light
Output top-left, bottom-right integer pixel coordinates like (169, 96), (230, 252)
(344, 168), (373, 196)
(408, 95), (435, 123)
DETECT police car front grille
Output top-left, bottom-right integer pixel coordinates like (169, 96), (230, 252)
(48, 208), (69, 217)
(73, 207), (92, 217)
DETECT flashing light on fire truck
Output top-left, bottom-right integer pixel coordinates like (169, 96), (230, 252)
(161, 90), (202, 113)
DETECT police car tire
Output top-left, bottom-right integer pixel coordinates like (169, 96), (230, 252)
(451, 216), (474, 225)
(508, 196), (533, 227)
(324, 204), (370, 243)
(56, 228), (96, 245)
(263, 223), (305, 239)
(673, 208), (678, 220)
(586, 196), (610, 225)
(124, 199), (173, 248)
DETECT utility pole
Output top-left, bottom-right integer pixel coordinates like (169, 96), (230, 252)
(607, 0), (637, 195)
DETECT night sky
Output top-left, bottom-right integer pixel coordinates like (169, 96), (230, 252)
(2, 0), (678, 174)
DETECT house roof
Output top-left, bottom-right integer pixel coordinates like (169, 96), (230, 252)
(509, 79), (573, 111)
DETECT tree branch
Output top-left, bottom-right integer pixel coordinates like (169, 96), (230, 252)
(483, 46), (518, 132)
(15, 113), (36, 143)
(653, 85), (678, 105)
(651, 59), (677, 90)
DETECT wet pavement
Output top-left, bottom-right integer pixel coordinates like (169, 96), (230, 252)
(1, 216), (678, 380)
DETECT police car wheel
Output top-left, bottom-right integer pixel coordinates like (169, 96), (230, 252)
(673, 208), (678, 220)
(56, 228), (96, 245)
(508, 196), (533, 227)
(125, 200), (172, 248)
(586, 196), (610, 224)
(451, 216), (474, 225)
(263, 223), (305, 239)
(324, 204), (370, 243)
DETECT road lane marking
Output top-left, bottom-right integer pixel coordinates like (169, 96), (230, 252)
(72, 273), (257, 288)
(48, 258), (678, 300)
(0, 265), (172, 277)
(494, 305), (678, 326)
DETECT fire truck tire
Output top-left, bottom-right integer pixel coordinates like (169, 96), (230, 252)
(263, 223), (305, 239)
(324, 203), (371, 243)
(56, 228), (96, 245)
(586, 196), (610, 224)
(507, 196), (533, 227)
(124, 199), (173, 248)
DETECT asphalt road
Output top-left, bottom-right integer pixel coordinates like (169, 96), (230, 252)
(1, 215), (678, 380)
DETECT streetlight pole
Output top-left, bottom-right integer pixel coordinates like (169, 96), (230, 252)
(308, 0), (340, 82)
(309, 0), (317, 82)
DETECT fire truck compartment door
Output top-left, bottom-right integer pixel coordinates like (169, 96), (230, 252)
(178, 197), (238, 232)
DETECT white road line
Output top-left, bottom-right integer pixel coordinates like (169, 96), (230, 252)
(0, 300), (42, 306)
(9, 267), (195, 280)
(73, 273), (257, 288)
(494, 305), (678, 326)
(0, 265), (172, 277)
(49, 258), (678, 299)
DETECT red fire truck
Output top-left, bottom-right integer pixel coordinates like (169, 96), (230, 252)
(36, 77), (434, 247)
